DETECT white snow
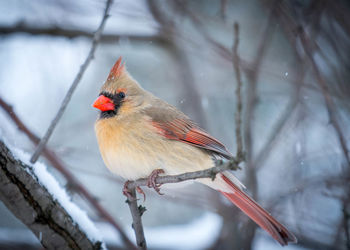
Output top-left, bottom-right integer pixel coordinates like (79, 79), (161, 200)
(5, 142), (102, 244)
(145, 213), (222, 249)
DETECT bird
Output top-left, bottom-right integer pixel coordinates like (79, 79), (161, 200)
(93, 57), (297, 246)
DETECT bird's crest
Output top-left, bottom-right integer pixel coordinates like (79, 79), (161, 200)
(107, 56), (125, 80)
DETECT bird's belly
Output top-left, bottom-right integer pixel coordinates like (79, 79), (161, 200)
(95, 118), (214, 181)
(102, 147), (158, 180)
(101, 139), (214, 181)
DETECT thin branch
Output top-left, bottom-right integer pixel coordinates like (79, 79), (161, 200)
(0, 23), (166, 44)
(232, 22), (244, 159)
(0, 96), (136, 249)
(126, 188), (147, 250)
(0, 140), (102, 249)
(30, 0), (113, 163)
(127, 160), (240, 190)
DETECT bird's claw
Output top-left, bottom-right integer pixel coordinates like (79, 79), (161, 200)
(123, 181), (134, 200)
(123, 181), (146, 201)
(136, 186), (146, 202)
(147, 169), (165, 195)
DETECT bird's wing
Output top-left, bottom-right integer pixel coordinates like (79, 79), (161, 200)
(143, 104), (233, 159)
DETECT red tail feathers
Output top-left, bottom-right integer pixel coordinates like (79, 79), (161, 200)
(220, 174), (297, 246)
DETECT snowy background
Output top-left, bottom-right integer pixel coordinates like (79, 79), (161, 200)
(0, 0), (349, 249)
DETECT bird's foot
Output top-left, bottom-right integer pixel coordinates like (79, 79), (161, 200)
(147, 169), (165, 195)
(123, 181), (146, 202)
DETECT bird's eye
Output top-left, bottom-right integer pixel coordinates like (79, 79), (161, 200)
(118, 92), (126, 99)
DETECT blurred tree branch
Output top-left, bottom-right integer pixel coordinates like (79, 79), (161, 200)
(0, 22), (166, 44)
(0, 140), (102, 250)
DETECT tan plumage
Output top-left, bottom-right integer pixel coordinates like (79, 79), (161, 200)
(93, 57), (297, 246)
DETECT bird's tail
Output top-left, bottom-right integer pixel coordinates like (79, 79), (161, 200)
(218, 173), (297, 246)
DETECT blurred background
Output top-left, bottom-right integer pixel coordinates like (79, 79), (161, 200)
(0, 0), (350, 249)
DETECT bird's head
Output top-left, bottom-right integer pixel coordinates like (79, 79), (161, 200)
(93, 57), (145, 119)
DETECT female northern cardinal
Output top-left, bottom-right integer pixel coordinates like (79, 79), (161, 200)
(93, 57), (297, 246)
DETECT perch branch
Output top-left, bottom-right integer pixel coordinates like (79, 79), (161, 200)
(0, 97), (136, 249)
(126, 188), (147, 250)
(30, 0), (113, 163)
(0, 140), (102, 249)
(127, 159), (241, 190)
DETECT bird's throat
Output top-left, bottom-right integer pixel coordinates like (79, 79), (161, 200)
(100, 109), (118, 119)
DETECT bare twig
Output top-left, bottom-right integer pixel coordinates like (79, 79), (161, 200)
(126, 188), (147, 250)
(232, 22), (244, 159)
(127, 160), (240, 190)
(30, 0), (113, 163)
(0, 96), (136, 249)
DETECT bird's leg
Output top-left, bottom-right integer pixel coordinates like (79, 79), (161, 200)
(147, 169), (165, 195)
(123, 181), (146, 201)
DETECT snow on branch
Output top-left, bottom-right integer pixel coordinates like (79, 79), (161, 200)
(0, 139), (103, 249)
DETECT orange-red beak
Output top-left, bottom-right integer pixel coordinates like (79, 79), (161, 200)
(92, 95), (115, 111)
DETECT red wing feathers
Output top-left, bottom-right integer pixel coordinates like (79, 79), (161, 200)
(152, 119), (233, 159)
